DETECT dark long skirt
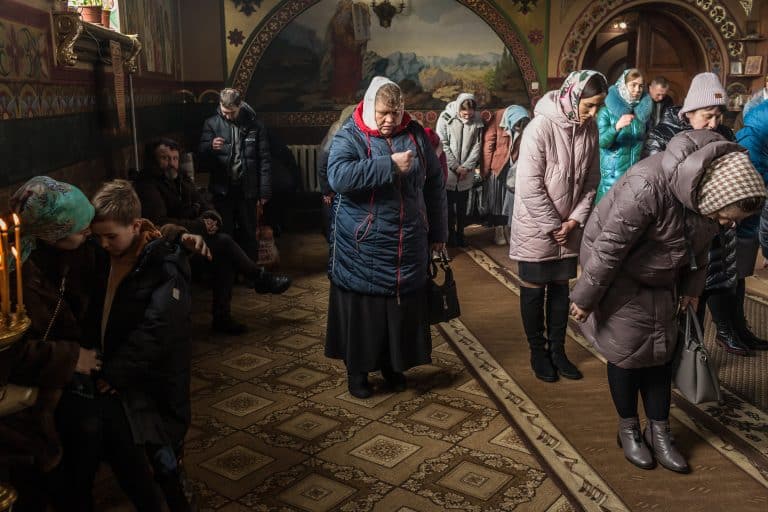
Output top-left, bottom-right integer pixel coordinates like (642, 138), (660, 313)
(325, 283), (432, 373)
(485, 165), (509, 226)
(518, 258), (577, 284)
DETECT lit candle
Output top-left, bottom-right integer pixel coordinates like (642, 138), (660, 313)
(0, 219), (10, 318)
(11, 214), (22, 312)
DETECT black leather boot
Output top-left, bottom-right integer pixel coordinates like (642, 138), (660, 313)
(735, 280), (768, 350)
(714, 320), (751, 356)
(348, 372), (372, 399)
(254, 269), (292, 294)
(617, 417), (655, 470)
(644, 419), (689, 473)
(546, 284), (582, 380)
(521, 287), (558, 382)
(382, 368), (406, 392)
(549, 341), (583, 380)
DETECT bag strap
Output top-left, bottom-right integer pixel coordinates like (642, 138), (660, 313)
(42, 265), (69, 343)
(428, 250), (454, 283)
(684, 304), (705, 351)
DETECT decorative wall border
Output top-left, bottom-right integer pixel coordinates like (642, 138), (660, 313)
(229, 0), (541, 103)
(556, 0), (741, 78)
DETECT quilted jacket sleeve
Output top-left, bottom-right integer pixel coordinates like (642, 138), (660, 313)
(570, 175), (656, 310)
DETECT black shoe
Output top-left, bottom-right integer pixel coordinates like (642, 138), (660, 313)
(254, 270), (292, 294)
(348, 372), (372, 399)
(714, 322), (751, 356)
(212, 316), (248, 335)
(382, 369), (406, 392)
(737, 324), (768, 351)
(530, 347), (558, 382)
(549, 340), (583, 380)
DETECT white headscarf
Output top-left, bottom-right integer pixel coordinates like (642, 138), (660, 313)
(362, 76), (400, 131)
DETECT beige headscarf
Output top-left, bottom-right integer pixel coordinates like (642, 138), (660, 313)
(697, 151), (766, 215)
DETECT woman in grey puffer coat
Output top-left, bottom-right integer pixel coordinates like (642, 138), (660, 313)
(570, 130), (766, 474)
(436, 93), (483, 247)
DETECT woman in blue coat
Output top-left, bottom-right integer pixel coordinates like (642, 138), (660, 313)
(595, 69), (652, 202)
(325, 77), (448, 398)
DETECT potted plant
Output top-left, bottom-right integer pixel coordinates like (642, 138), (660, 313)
(100, 0), (114, 28)
(71, 1), (103, 25)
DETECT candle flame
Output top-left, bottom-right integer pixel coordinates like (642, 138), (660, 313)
(10, 247), (17, 257)
(11, 213), (19, 226)
(0, 219), (6, 231)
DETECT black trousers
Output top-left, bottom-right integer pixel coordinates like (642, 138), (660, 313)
(204, 231), (262, 319)
(48, 393), (164, 512)
(606, 362), (673, 421)
(447, 189), (469, 240)
(214, 188), (258, 261)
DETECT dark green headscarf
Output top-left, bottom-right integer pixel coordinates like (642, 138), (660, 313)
(10, 176), (95, 265)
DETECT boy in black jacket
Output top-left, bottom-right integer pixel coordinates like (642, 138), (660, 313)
(88, 180), (192, 511)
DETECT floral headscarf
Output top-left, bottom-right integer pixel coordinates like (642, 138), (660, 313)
(558, 69), (607, 123)
(10, 176), (95, 265)
(615, 69), (642, 108)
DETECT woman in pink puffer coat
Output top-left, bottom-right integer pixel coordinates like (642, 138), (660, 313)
(508, 70), (607, 383)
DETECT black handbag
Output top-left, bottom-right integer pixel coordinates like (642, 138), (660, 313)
(673, 305), (721, 404)
(427, 251), (461, 324)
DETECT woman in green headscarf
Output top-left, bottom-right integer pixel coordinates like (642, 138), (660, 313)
(0, 176), (103, 508)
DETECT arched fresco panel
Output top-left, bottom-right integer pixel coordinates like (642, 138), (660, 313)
(557, 0), (740, 78)
(231, 0), (539, 113)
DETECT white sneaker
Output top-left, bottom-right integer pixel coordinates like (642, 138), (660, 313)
(494, 226), (507, 245)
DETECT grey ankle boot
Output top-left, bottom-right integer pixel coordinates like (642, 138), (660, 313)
(617, 417), (655, 469)
(643, 420), (690, 473)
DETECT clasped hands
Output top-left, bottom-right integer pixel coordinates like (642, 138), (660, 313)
(551, 219), (579, 246)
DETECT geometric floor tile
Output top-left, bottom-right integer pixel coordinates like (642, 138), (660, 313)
(274, 307), (314, 321)
(277, 474), (356, 512)
(276, 411), (341, 440)
(200, 445), (274, 481)
(221, 352), (273, 372)
(335, 390), (395, 408)
(436, 460), (512, 501)
(433, 342), (457, 356)
(456, 379), (489, 398)
(409, 403), (471, 430)
(279, 286), (310, 298)
(490, 427), (531, 454)
(277, 367), (331, 388)
(274, 333), (321, 351)
(349, 434), (421, 468)
(212, 392), (274, 417)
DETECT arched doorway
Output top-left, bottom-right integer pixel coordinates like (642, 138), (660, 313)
(582, 7), (707, 103)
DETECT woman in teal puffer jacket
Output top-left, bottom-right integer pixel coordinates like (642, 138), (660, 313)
(595, 69), (652, 202)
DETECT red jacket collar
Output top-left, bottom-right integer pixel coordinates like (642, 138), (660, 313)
(352, 101), (412, 137)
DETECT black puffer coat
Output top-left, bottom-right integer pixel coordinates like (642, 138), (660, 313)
(642, 106), (735, 158)
(705, 227), (738, 291)
(90, 236), (192, 447)
(198, 102), (271, 200)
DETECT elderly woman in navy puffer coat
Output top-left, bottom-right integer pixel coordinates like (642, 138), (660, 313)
(325, 76), (447, 399)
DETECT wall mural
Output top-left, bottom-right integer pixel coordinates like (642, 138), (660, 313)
(123, 0), (179, 76)
(245, 0), (529, 112)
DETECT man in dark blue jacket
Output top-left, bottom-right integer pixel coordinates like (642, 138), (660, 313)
(198, 88), (271, 260)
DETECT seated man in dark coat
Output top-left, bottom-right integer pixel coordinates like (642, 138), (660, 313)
(135, 138), (291, 335)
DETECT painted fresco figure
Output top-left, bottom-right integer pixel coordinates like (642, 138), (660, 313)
(323, 0), (371, 103)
